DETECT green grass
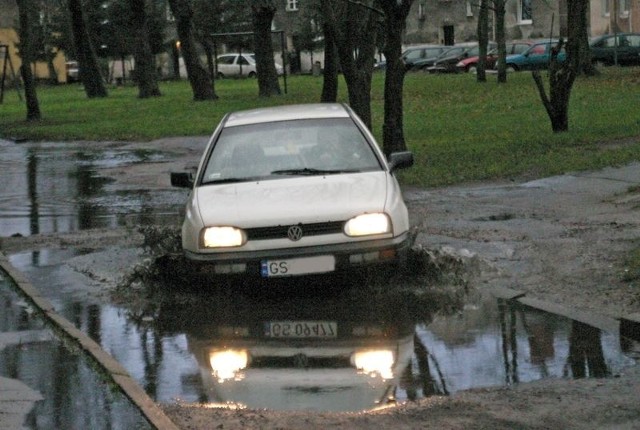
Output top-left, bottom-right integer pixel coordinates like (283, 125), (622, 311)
(1, 68), (639, 188)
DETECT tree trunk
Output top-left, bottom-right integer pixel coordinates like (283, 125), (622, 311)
(130, 0), (161, 98)
(476, 0), (489, 82)
(532, 0), (585, 133)
(67, 0), (108, 98)
(251, 2), (281, 97)
(320, 19), (338, 103)
(167, 0), (217, 101)
(378, 0), (412, 156)
(493, 0), (507, 83)
(16, 0), (41, 121)
(321, 0), (378, 129)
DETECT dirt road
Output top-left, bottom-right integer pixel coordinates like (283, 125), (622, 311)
(2, 137), (639, 429)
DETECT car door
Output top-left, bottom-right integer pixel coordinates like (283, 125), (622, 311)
(618, 34), (640, 65)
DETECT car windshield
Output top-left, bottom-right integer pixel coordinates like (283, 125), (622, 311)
(201, 118), (383, 184)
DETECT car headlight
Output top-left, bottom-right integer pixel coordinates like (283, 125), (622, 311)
(201, 226), (246, 248)
(344, 213), (391, 237)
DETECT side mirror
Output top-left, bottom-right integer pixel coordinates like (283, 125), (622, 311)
(388, 151), (414, 172)
(171, 172), (194, 188)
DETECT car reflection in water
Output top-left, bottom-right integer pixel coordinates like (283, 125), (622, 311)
(159, 288), (436, 412)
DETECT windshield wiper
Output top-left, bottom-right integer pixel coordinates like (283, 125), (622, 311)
(202, 177), (260, 185)
(271, 168), (358, 176)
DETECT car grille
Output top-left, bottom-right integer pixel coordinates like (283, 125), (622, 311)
(246, 221), (344, 241)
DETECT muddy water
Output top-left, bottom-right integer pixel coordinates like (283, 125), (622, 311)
(1, 140), (638, 414)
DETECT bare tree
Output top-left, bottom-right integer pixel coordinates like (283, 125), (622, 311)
(130, 0), (161, 98)
(321, 0), (378, 129)
(492, 0), (508, 83)
(16, 0), (41, 120)
(167, 0), (217, 101)
(320, 16), (339, 103)
(376, 0), (413, 155)
(251, 0), (281, 97)
(476, 0), (489, 82)
(67, 0), (108, 98)
(531, 0), (587, 132)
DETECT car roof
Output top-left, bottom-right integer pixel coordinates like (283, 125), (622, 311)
(225, 103), (351, 127)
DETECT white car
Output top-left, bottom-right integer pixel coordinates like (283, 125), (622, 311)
(216, 53), (284, 78)
(171, 103), (414, 278)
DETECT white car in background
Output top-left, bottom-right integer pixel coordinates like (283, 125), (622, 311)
(171, 103), (414, 278)
(215, 53), (284, 78)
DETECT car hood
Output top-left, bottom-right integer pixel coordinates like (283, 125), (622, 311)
(193, 172), (389, 227)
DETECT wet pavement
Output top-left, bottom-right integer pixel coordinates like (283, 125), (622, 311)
(0, 139), (638, 427)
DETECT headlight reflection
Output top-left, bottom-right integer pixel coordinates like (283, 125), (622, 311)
(209, 349), (249, 382)
(352, 350), (394, 379)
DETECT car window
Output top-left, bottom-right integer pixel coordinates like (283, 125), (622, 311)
(425, 47), (444, 57)
(403, 49), (423, 61)
(529, 44), (548, 55)
(627, 35), (640, 47)
(201, 118), (382, 184)
(217, 55), (235, 65)
(512, 43), (531, 54)
(238, 56), (251, 65)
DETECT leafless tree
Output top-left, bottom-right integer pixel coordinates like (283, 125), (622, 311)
(532, 0), (588, 132)
(476, 0), (489, 82)
(67, 0), (108, 97)
(130, 0), (161, 98)
(376, 0), (413, 155)
(251, 0), (281, 97)
(321, 0), (378, 129)
(16, 0), (41, 120)
(167, 0), (217, 101)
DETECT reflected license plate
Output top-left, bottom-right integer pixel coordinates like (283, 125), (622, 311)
(265, 321), (338, 338)
(261, 255), (335, 277)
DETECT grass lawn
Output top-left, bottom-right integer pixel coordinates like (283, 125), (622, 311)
(1, 67), (639, 188)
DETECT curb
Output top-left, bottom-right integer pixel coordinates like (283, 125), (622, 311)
(0, 253), (179, 430)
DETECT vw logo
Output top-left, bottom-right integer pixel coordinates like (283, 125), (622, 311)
(287, 225), (303, 241)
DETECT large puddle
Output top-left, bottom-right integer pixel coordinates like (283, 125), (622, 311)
(1, 140), (638, 416)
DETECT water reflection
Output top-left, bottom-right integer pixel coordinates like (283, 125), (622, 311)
(0, 271), (152, 429)
(0, 141), (179, 237)
(153, 290), (419, 412)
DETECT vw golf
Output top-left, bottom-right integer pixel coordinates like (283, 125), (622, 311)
(171, 103), (414, 278)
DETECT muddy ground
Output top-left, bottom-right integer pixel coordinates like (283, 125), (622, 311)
(2, 137), (640, 429)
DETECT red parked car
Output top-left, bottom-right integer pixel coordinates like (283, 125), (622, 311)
(455, 41), (534, 73)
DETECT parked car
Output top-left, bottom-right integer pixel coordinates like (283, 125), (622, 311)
(375, 44), (448, 71)
(216, 53), (284, 78)
(499, 40), (566, 71)
(65, 60), (79, 82)
(590, 33), (640, 66)
(170, 103), (414, 278)
(426, 42), (497, 73)
(455, 41), (534, 73)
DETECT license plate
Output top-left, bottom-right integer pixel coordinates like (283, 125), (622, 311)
(264, 321), (337, 338)
(260, 255), (335, 277)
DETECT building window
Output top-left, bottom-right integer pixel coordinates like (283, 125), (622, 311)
(466, 1), (473, 17)
(602, 0), (610, 16)
(518, 0), (532, 23)
(619, 0), (630, 16)
(418, 2), (426, 20)
(286, 0), (299, 11)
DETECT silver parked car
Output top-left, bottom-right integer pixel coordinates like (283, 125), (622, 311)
(171, 103), (414, 278)
(216, 53), (284, 78)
